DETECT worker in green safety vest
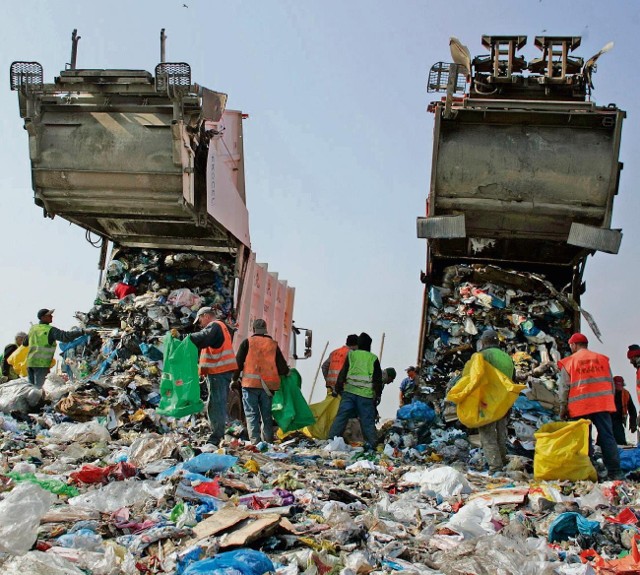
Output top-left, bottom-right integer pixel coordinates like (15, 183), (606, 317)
(327, 332), (382, 450)
(27, 308), (86, 388)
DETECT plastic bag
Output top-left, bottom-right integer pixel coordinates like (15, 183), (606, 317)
(534, 420), (597, 482)
(48, 420), (111, 443)
(397, 400), (435, 422)
(445, 500), (495, 539)
(446, 353), (526, 428)
(0, 483), (56, 555)
(272, 369), (315, 433)
(0, 378), (43, 414)
(304, 394), (341, 440)
(68, 479), (168, 513)
(619, 446), (640, 471)
(0, 551), (86, 575)
(6, 471), (79, 497)
(182, 549), (274, 575)
(548, 512), (600, 542)
(128, 433), (178, 467)
(401, 466), (471, 498)
(6, 345), (28, 377)
(156, 334), (204, 418)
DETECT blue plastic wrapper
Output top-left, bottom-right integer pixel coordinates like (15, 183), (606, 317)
(183, 453), (238, 473)
(619, 447), (640, 471)
(548, 512), (600, 542)
(397, 400), (435, 423)
(182, 549), (275, 575)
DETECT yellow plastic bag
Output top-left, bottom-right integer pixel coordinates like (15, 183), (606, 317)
(7, 345), (28, 377)
(446, 353), (526, 428)
(303, 394), (341, 440)
(534, 419), (597, 481)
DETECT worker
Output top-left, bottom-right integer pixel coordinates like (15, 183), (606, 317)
(327, 332), (382, 450)
(611, 376), (637, 445)
(233, 318), (289, 444)
(627, 344), (640, 401)
(557, 333), (622, 479)
(27, 309), (85, 388)
(1, 331), (28, 381)
(185, 306), (238, 446)
(382, 367), (397, 387)
(468, 329), (515, 474)
(322, 334), (359, 395)
(399, 366), (425, 406)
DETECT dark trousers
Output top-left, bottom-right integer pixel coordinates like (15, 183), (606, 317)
(327, 391), (377, 449)
(611, 414), (628, 445)
(586, 411), (621, 475)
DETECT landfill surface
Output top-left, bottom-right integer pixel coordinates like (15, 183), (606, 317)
(2, 253), (640, 575)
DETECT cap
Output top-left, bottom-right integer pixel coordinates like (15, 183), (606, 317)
(405, 366), (417, 372)
(346, 334), (358, 347)
(37, 308), (54, 320)
(253, 318), (268, 335)
(568, 333), (588, 345)
(15, 331), (27, 340)
(385, 367), (397, 380)
(193, 306), (215, 324)
(614, 375), (625, 389)
(627, 345), (640, 359)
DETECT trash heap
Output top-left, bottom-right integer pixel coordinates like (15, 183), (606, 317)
(2, 404), (640, 574)
(393, 264), (579, 457)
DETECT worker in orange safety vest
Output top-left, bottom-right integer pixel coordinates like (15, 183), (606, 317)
(187, 306), (238, 445)
(557, 332), (622, 479)
(322, 334), (358, 395)
(611, 376), (637, 445)
(233, 319), (289, 444)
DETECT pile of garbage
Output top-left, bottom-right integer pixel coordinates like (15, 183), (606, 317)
(400, 264), (581, 460)
(3, 404), (640, 574)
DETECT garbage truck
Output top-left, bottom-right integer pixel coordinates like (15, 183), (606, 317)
(10, 32), (311, 363)
(415, 35), (625, 396)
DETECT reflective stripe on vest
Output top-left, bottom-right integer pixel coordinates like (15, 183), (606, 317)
(558, 349), (615, 417)
(27, 324), (56, 368)
(241, 336), (281, 391)
(199, 321), (238, 375)
(326, 346), (349, 387)
(344, 350), (377, 399)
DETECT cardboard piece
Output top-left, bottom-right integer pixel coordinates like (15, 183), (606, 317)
(219, 513), (281, 548)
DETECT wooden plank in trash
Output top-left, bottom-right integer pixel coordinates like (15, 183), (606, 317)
(188, 507), (249, 543)
(219, 513), (281, 548)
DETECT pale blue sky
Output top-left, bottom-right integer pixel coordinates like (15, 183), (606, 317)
(1, 1), (638, 418)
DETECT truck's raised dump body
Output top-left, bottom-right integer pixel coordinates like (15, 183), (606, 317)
(424, 98), (625, 269)
(14, 67), (249, 253)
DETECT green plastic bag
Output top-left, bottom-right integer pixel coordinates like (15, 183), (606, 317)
(272, 369), (316, 433)
(156, 334), (204, 418)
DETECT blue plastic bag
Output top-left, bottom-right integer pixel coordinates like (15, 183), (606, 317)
(183, 453), (237, 473)
(548, 512), (600, 542)
(397, 400), (435, 423)
(619, 447), (640, 471)
(183, 549), (274, 575)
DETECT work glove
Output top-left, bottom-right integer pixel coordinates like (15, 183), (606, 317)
(230, 379), (241, 391)
(170, 328), (180, 339)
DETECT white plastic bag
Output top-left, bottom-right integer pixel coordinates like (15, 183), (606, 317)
(43, 374), (79, 403)
(445, 500), (495, 539)
(68, 479), (168, 513)
(0, 551), (86, 575)
(128, 433), (178, 466)
(401, 466), (472, 497)
(0, 483), (56, 555)
(48, 420), (111, 443)
(324, 436), (352, 452)
(0, 378), (43, 414)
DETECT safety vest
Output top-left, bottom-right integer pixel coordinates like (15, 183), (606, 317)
(198, 321), (238, 375)
(325, 346), (350, 389)
(620, 388), (631, 418)
(241, 336), (281, 391)
(558, 349), (615, 417)
(27, 324), (56, 368)
(344, 350), (377, 399)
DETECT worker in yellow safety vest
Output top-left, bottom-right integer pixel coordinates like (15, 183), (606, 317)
(27, 309), (86, 388)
